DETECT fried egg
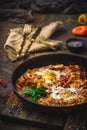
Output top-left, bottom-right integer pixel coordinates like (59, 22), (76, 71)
(51, 85), (77, 101)
(35, 68), (66, 83)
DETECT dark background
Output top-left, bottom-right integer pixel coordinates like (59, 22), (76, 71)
(0, 0), (87, 23)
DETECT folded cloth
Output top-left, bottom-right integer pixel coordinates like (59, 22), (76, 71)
(4, 21), (63, 62)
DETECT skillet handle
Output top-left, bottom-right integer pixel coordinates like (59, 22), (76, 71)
(0, 77), (7, 88)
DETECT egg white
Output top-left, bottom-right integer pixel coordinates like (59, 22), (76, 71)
(51, 85), (77, 101)
(35, 68), (66, 83)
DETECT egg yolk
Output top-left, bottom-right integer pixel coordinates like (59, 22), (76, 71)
(43, 71), (56, 80)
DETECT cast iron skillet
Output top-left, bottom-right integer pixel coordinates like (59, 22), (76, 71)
(11, 52), (87, 113)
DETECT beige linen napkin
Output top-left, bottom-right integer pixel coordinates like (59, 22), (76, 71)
(4, 21), (63, 61)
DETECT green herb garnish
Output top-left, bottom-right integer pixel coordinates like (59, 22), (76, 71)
(22, 83), (47, 102)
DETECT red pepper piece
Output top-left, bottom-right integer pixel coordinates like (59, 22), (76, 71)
(0, 77), (7, 88)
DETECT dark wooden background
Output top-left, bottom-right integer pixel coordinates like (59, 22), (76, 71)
(0, 13), (87, 130)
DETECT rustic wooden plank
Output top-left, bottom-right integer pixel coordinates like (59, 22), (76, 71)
(0, 92), (66, 129)
(64, 110), (87, 130)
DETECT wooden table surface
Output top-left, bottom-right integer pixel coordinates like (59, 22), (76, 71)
(0, 13), (87, 130)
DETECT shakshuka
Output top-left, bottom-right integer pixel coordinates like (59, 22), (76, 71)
(16, 64), (87, 106)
